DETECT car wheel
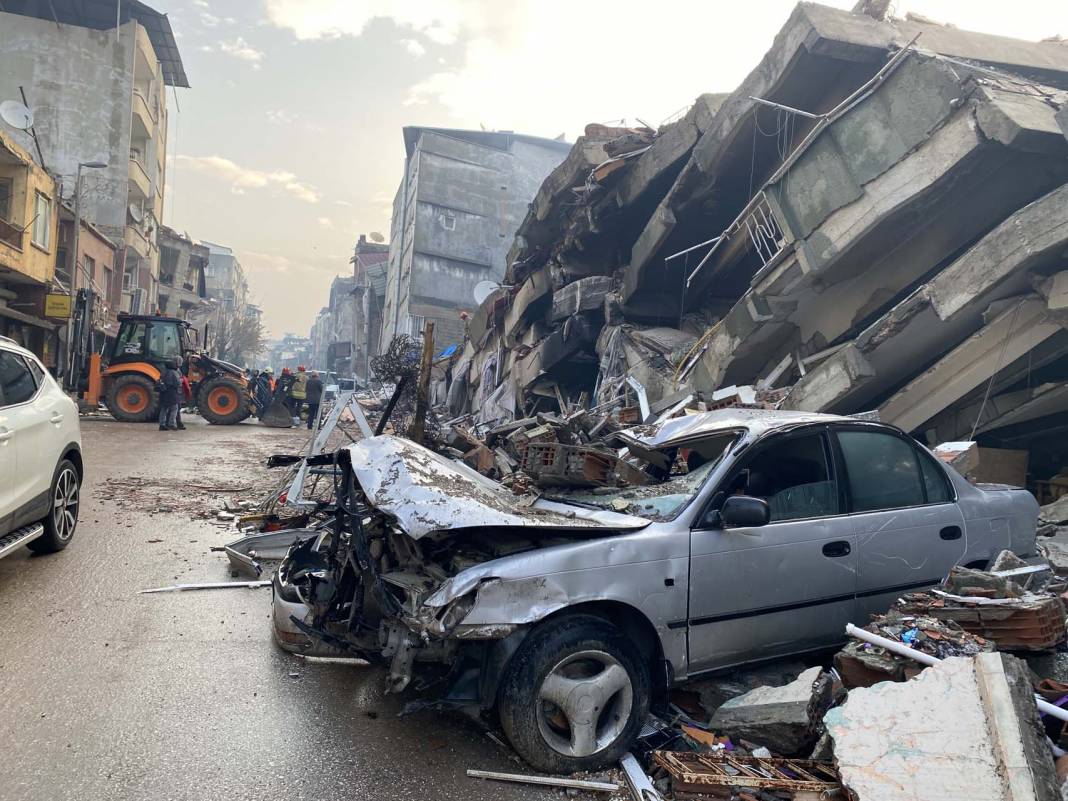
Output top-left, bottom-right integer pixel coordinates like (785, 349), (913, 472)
(29, 458), (81, 554)
(498, 614), (650, 773)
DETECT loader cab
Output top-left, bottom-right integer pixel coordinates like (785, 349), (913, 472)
(108, 315), (196, 371)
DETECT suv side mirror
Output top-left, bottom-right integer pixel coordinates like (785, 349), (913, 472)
(719, 495), (771, 528)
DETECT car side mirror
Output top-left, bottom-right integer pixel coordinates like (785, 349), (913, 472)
(719, 495), (771, 528)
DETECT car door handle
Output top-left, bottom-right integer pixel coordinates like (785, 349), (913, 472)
(0, 429), (11, 443)
(50, 412), (64, 424)
(940, 526), (963, 541)
(822, 540), (852, 558)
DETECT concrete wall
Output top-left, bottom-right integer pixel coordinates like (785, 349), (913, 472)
(0, 13), (134, 237)
(380, 129), (568, 348)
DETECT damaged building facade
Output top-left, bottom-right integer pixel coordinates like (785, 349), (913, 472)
(446, 2), (1068, 495)
(380, 127), (571, 349)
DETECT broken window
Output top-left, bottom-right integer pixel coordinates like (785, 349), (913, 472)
(838, 430), (925, 512)
(550, 432), (739, 522)
(726, 432), (838, 522)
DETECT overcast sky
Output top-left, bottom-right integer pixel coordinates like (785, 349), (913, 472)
(162, 0), (1068, 339)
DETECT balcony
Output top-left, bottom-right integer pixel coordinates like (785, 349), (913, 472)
(125, 225), (149, 259)
(128, 157), (151, 201)
(0, 216), (23, 251)
(132, 90), (155, 139)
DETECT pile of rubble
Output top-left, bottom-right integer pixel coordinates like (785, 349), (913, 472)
(608, 554), (1068, 801)
(440, 0), (1068, 501)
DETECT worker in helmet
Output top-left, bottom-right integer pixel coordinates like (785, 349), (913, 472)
(289, 365), (308, 425)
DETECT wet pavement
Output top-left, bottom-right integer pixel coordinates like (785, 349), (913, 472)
(0, 416), (552, 801)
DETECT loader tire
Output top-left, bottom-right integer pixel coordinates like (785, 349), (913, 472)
(106, 373), (160, 422)
(199, 376), (250, 425)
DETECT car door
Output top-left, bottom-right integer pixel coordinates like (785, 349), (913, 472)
(833, 426), (967, 623)
(0, 350), (48, 517)
(687, 427), (858, 673)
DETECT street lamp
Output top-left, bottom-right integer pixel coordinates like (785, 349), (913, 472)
(66, 160), (108, 387)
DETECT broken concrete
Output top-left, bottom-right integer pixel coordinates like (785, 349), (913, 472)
(787, 182), (1068, 414)
(707, 665), (823, 755)
(826, 653), (1060, 801)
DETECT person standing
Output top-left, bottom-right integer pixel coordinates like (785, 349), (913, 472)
(305, 371), (323, 430)
(158, 357), (182, 431)
(175, 369), (192, 430)
(289, 365), (308, 426)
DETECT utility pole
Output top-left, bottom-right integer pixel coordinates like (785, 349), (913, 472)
(410, 320), (434, 445)
(66, 161), (107, 388)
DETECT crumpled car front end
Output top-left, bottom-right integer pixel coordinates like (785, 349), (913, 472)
(271, 435), (648, 695)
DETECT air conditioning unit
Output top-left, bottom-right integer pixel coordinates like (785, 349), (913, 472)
(130, 287), (145, 315)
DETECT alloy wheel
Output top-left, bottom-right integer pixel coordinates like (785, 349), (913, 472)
(535, 649), (633, 757)
(53, 467), (79, 541)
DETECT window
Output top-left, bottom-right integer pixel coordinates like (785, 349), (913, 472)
(114, 322), (146, 357)
(123, 259), (138, 291)
(0, 351), (38, 406)
(0, 177), (11, 220)
(102, 267), (113, 302)
(726, 432), (839, 522)
(919, 448), (953, 504)
(83, 255), (95, 287)
(409, 315), (426, 335)
(31, 191), (51, 249)
(147, 323), (182, 361)
(439, 213), (456, 231)
(25, 356), (45, 388)
(838, 429), (925, 512)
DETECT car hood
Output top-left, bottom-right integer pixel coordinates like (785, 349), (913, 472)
(346, 436), (651, 540)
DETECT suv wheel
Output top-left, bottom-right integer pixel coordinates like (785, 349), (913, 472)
(498, 615), (649, 773)
(29, 459), (80, 553)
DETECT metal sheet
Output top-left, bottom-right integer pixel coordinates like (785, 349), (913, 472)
(345, 436), (650, 539)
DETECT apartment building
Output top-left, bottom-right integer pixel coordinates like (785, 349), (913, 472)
(380, 128), (570, 349)
(0, 1), (187, 316)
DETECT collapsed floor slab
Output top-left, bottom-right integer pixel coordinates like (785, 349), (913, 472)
(786, 181), (1068, 414)
(825, 652), (1059, 801)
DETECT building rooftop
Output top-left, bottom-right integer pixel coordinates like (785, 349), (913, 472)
(1, 0), (189, 87)
(402, 126), (571, 159)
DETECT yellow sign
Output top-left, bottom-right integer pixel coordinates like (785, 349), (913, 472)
(44, 293), (72, 318)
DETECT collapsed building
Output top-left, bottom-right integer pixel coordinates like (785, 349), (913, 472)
(445, 2), (1068, 495)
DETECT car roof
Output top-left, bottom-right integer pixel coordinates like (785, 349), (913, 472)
(619, 407), (857, 448)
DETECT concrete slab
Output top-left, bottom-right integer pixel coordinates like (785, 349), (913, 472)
(786, 182), (1068, 413)
(825, 653), (1059, 801)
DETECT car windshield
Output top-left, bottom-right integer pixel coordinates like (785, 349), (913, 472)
(547, 431), (738, 522)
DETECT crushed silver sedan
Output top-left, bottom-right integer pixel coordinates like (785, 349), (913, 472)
(272, 409), (1039, 772)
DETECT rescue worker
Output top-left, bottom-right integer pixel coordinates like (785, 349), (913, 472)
(254, 367), (274, 417)
(158, 356), (182, 431)
(289, 365), (308, 425)
(305, 371), (323, 430)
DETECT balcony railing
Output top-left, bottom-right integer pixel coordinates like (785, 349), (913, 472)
(0, 217), (23, 250)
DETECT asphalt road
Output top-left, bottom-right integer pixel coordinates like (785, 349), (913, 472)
(0, 415), (558, 801)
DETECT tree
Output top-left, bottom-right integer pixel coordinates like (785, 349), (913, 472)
(210, 308), (266, 366)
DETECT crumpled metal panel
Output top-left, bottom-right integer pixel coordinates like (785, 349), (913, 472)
(622, 408), (852, 449)
(345, 436), (650, 539)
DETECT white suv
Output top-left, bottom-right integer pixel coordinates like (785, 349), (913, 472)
(0, 337), (83, 559)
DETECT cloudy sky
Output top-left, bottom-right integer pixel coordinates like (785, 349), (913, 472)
(162, 0), (1068, 338)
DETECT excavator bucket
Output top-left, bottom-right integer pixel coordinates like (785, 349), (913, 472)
(259, 394), (293, 428)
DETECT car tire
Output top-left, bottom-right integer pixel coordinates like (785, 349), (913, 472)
(29, 458), (81, 554)
(498, 614), (650, 773)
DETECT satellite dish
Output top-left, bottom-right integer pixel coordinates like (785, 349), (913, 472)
(473, 280), (500, 306)
(128, 203), (143, 224)
(369, 231), (385, 243)
(0, 100), (34, 131)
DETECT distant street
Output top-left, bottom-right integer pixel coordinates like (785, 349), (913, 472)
(0, 417), (545, 801)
